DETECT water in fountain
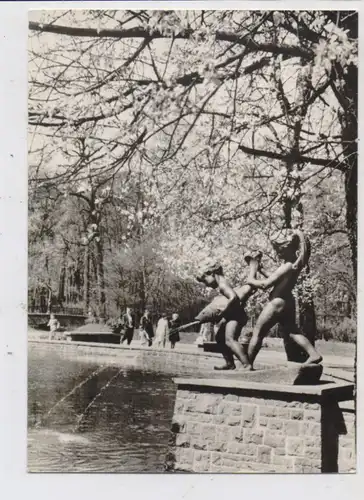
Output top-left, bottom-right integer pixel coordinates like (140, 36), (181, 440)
(36, 365), (109, 429)
(28, 347), (176, 472)
(74, 366), (126, 432)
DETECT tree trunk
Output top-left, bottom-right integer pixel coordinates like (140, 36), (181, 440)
(139, 254), (148, 314)
(57, 247), (68, 308)
(83, 244), (90, 316)
(95, 239), (106, 320)
(47, 288), (52, 314)
(339, 12), (358, 400)
(333, 14), (357, 282)
(342, 109), (357, 284)
(340, 64), (357, 401)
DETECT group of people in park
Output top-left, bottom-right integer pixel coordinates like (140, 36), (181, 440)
(118, 307), (181, 349)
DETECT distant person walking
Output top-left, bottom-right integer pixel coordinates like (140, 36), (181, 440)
(155, 313), (169, 348)
(85, 309), (97, 325)
(139, 310), (154, 347)
(169, 313), (181, 349)
(47, 313), (60, 341)
(120, 307), (136, 345)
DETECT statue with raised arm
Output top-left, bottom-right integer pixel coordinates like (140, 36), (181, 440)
(246, 229), (322, 370)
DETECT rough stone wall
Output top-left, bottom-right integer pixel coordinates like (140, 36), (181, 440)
(172, 387), (356, 473)
(338, 403), (356, 473)
(172, 388), (322, 473)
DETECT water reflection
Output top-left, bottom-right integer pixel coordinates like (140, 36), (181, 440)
(28, 349), (176, 472)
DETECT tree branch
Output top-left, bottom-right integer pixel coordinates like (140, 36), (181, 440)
(29, 21), (313, 59)
(238, 144), (345, 172)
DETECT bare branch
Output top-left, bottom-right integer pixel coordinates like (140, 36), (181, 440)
(29, 21), (313, 59)
(238, 144), (345, 172)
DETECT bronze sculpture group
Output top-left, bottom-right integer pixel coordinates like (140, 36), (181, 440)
(174, 229), (322, 371)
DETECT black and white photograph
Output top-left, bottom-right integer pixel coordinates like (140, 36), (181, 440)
(26, 8), (357, 474)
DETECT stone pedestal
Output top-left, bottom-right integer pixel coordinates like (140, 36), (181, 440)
(168, 375), (355, 473)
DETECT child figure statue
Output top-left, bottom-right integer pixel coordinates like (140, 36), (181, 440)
(246, 229), (322, 370)
(196, 254), (262, 371)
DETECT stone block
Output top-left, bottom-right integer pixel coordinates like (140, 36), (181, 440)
(302, 402), (320, 410)
(190, 435), (214, 451)
(217, 401), (243, 416)
(304, 447), (321, 460)
(186, 421), (202, 435)
(294, 457), (321, 473)
(187, 413), (214, 423)
(239, 396), (266, 406)
(259, 417), (269, 427)
(264, 433), (286, 448)
(340, 438), (355, 449)
(175, 447), (194, 465)
(303, 410), (321, 422)
(272, 455), (294, 470)
(225, 394), (239, 402)
(227, 442), (257, 457)
(176, 434), (190, 448)
(222, 453), (247, 469)
(301, 422), (321, 436)
(184, 399), (198, 412)
(210, 440), (228, 453)
(211, 452), (222, 466)
(215, 425), (239, 448)
(212, 465), (237, 473)
(340, 448), (354, 461)
(230, 426), (243, 442)
(290, 409), (304, 420)
(339, 462), (356, 473)
(287, 437), (305, 456)
(178, 390), (196, 399)
(195, 395), (220, 414)
(274, 447), (286, 456)
(284, 420), (300, 436)
(268, 418), (284, 431)
(174, 399), (185, 413)
(226, 416), (242, 426)
(213, 415), (226, 425)
(200, 424), (217, 441)
(244, 429), (264, 445)
(285, 401), (306, 408)
(265, 399), (289, 407)
(257, 445), (272, 464)
(175, 462), (193, 472)
(259, 406), (277, 418)
(242, 404), (257, 427)
(194, 450), (210, 464)
(276, 408), (291, 419)
(345, 421), (355, 435)
(236, 461), (274, 473)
